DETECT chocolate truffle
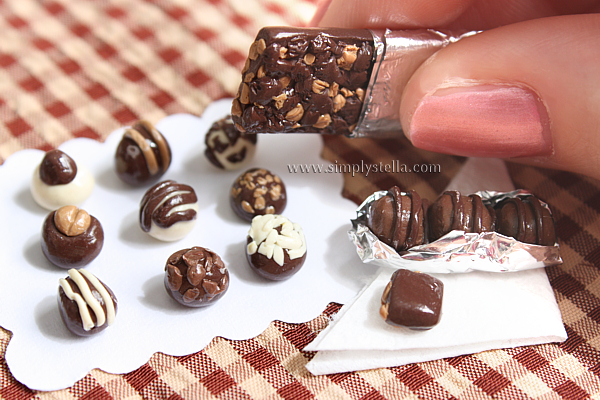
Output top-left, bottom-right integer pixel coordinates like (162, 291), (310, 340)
(41, 205), (104, 269)
(232, 27), (374, 135)
(495, 195), (556, 246)
(31, 149), (94, 211)
(246, 214), (307, 280)
(115, 120), (172, 186)
(428, 191), (496, 242)
(205, 115), (257, 170)
(367, 187), (429, 252)
(380, 269), (443, 330)
(164, 247), (229, 307)
(140, 180), (199, 241)
(230, 168), (286, 221)
(58, 268), (117, 336)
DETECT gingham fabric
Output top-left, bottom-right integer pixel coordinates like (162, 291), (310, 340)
(1, 1), (600, 399)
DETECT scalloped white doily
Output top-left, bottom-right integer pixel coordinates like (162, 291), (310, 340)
(0, 99), (371, 391)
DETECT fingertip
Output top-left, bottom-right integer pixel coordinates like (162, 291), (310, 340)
(309, 0), (333, 27)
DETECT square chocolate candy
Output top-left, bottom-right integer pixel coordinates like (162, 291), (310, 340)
(380, 269), (444, 329)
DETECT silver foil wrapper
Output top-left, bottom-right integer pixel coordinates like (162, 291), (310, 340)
(351, 29), (477, 138)
(349, 190), (562, 273)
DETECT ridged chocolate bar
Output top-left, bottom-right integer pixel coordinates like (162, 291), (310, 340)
(231, 27), (375, 135)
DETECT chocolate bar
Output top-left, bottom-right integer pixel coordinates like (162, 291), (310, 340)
(231, 27), (375, 136)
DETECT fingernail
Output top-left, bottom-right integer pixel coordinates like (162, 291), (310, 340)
(309, 0), (333, 26)
(408, 85), (552, 158)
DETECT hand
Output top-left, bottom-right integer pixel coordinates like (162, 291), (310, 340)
(312, 0), (600, 180)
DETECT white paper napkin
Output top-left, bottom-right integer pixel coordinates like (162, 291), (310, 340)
(305, 157), (567, 375)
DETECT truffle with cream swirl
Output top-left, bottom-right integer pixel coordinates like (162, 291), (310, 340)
(205, 115), (257, 170)
(139, 180), (199, 241)
(246, 214), (306, 280)
(58, 268), (117, 336)
(31, 149), (94, 210)
(115, 120), (172, 186)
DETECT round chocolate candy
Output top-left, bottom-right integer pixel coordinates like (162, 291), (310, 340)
(58, 268), (117, 336)
(495, 195), (556, 246)
(31, 149), (94, 210)
(205, 115), (257, 170)
(164, 247), (229, 307)
(139, 180), (199, 241)
(115, 120), (171, 186)
(428, 191), (496, 242)
(367, 187), (428, 252)
(230, 168), (286, 221)
(41, 205), (104, 269)
(246, 214), (306, 280)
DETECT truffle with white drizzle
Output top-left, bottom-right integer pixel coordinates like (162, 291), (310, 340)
(246, 214), (307, 280)
(57, 268), (117, 336)
(139, 180), (199, 241)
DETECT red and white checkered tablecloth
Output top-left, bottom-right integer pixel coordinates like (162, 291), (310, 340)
(2, 1), (600, 399)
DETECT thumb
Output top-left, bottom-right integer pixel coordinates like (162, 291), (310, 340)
(401, 14), (600, 180)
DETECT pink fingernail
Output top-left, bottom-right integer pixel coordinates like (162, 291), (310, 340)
(408, 85), (552, 158)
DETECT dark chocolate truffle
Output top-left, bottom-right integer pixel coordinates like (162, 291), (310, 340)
(139, 180), (199, 241)
(205, 115), (257, 170)
(380, 269), (443, 330)
(58, 268), (117, 336)
(115, 120), (172, 186)
(164, 247), (229, 307)
(428, 191), (496, 242)
(246, 214), (307, 280)
(230, 168), (286, 221)
(495, 195), (556, 246)
(42, 205), (104, 269)
(31, 150), (95, 210)
(367, 187), (428, 252)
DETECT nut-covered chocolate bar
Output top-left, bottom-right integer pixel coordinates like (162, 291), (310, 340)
(232, 27), (375, 136)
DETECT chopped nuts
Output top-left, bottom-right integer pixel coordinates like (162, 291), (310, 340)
(256, 176), (268, 186)
(303, 53), (315, 65)
(254, 187), (268, 197)
(329, 82), (339, 98)
(265, 206), (275, 214)
(240, 83), (250, 104)
(340, 87), (353, 97)
(313, 114), (332, 129)
(243, 72), (255, 83)
(337, 45), (359, 70)
(242, 201), (254, 213)
(333, 94), (346, 113)
(272, 93), (287, 110)
(280, 76), (291, 88)
(269, 185), (281, 201)
(285, 104), (304, 122)
(241, 58), (250, 74)
(231, 99), (242, 117)
(257, 65), (266, 79)
(248, 39), (266, 60)
(312, 79), (329, 94)
(254, 196), (266, 210)
(54, 205), (91, 237)
(234, 123), (246, 133)
(356, 88), (365, 102)
(279, 47), (288, 59)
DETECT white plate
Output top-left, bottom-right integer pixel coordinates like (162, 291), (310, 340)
(0, 99), (369, 390)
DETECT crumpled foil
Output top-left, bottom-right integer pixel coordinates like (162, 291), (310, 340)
(348, 190), (563, 273)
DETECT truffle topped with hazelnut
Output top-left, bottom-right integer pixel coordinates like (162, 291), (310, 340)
(41, 205), (104, 269)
